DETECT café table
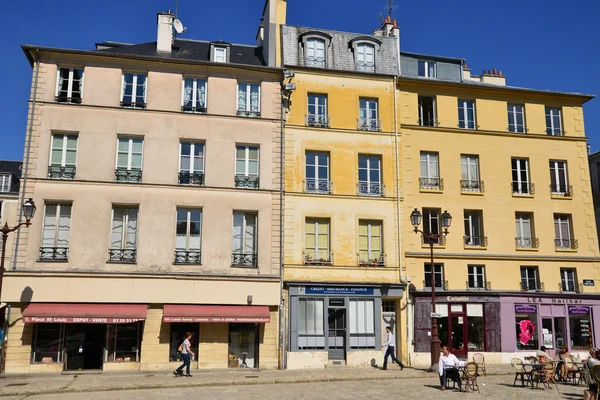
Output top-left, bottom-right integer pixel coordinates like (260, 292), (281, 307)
(444, 365), (467, 391)
(521, 363), (545, 388)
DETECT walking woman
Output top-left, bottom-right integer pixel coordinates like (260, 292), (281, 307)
(174, 332), (195, 377)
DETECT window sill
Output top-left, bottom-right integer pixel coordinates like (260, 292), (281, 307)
(421, 244), (446, 250)
(512, 193), (534, 198)
(461, 191), (484, 196)
(463, 245), (487, 250)
(555, 248), (578, 253)
(515, 247), (539, 252)
(173, 262), (202, 266)
(107, 261), (137, 264)
(419, 188), (443, 194)
(37, 259), (69, 263)
(550, 194), (573, 200)
(231, 264), (258, 269)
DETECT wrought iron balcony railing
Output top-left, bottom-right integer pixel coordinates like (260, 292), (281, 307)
(304, 252), (333, 266)
(358, 254), (386, 267)
(515, 237), (539, 249)
(466, 280), (491, 290)
(235, 175), (259, 189)
(306, 57), (325, 68)
(231, 252), (258, 268)
(356, 62), (375, 72)
(464, 236), (488, 247)
(120, 101), (146, 109)
(520, 281), (545, 292)
(559, 282), (583, 293)
(357, 118), (382, 132)
(39, 247), (69, 261)
(305, 114), (330, 128)
(236, 110), (261, 118)
(48, 166), (76, 180)
(108, 249), (136, 263)
(55, 96), (82, 104)
(460, 179), (484, 192)
(512, 182), (535, 195)
(419, 177), (443, 191)
(178, 171), (205, 186)
(418, 118), (437, 127)
(181, 105), (207, 113)
(357, 182), (385, 196)
(550, 184), (573, 197)
(423, 280), (449, 290)
(555, 238), (578, 250)
(305, 179), (332, 194)
(174, 250), (202, 265)
(115, 169), (142, 183)
(422, 235), (446, 246)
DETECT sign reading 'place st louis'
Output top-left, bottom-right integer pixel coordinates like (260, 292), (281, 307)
(300, 287), (374, 295)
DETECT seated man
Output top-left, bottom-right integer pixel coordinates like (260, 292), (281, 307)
(438, 346), (462, 391)
(537, 346), (553, 363)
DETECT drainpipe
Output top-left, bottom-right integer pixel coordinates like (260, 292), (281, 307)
(278, 83), (286, 369)
(393, 76), (403, 283)
(2, 49), (40, 373)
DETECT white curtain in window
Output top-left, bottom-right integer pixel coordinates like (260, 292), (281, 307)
(232, 212), (244, 253)
(349, 299), (374, 334)
(42, 205), (57, 248)
(250, 84), (259, 112)
(111, 208), (124, 249)
(125, 208), (137, 249)
(237, 84), (247, 111)
(420, 152), (439, 179)
(183, 78), (193, 105)
(56, 205), (71, 248)
(244, 214), (256, 253)
(461, 155), (479, 181)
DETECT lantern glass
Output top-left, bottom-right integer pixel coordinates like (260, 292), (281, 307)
(23, 199), (36, 220)
(410, 208), (422, 228)
(441, 210), (452, 229)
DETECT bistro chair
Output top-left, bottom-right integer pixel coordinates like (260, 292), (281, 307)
(512, 358), (532, 387)
(591, 365), (600, 400)
(472, 353), (486, 377)
(464, 362), (480, 393)
(565, 357), (586, 386)
(534, 361), (559, 391)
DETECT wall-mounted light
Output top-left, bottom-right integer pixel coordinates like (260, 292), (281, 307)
(284, 70), (295, 78)
(247, 295), (253, 304)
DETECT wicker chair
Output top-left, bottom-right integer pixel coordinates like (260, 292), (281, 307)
(533, 361), (559, 391)
(564, 357), (585, 386)
(512, 358), (532, 387)
(473, 353), (486, 377)
(591, 365), (600, 400)
(464, 362), (480, 393)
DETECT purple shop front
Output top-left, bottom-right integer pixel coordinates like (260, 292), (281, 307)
(500, 295), (600, 353)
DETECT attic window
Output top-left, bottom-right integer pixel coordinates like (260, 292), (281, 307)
(418, 60), (436, 78)
(214, 47), (227, 63)
(0, 174), (11, 193)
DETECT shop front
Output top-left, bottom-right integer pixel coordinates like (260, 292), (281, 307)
(500, 294), (600, 359)
(286, 283), (405, 369)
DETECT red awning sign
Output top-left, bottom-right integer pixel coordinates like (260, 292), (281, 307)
(22, 303), (148, 324)
(162, 305), (270, 323)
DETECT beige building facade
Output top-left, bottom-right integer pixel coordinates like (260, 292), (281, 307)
(4, 10), (284, 373)
(0, 161), (22, 269)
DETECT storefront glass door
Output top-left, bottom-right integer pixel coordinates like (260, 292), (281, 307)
(65, 324), (105, 371)
(449, 305), (467, 359)
(327, 305), (346, 360)
(542, 317), (567, 351)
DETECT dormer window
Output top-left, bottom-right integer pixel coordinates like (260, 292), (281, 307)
(356, 43), (375, 72)
(306, 38), (325, 67)
(418, 60), (436, 78)
(214, 47), (227, 63)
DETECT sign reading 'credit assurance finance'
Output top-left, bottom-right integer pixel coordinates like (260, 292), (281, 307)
(300, 287), (374, 295)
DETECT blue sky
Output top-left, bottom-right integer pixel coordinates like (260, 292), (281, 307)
(1, 0), (598, 160)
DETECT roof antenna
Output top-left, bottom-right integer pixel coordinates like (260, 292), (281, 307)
(173, 0), (187, 38)
(385, 0), (397, 20)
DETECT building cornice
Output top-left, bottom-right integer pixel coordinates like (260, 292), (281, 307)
(405, 251), (600, 262)
(6, 270), (281, 282)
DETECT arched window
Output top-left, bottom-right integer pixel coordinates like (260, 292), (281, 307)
(356, 43), (375, 72)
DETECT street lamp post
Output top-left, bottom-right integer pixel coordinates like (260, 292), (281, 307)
(409, 208), (451, 372)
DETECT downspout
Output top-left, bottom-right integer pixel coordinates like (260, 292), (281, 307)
(278, 83), (286, 369)
(393, 77), (402, 283)
(3, 49), (39, 373)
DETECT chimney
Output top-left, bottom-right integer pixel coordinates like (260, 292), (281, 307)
(256, 18), (264, 47)
(262, 0), (287, 67)
(156, 11), (174, 53)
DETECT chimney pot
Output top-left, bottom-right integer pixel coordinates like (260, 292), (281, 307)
(493, 68), (497, 75)
(499, 70), (503, 76)
(393, 19), (397, 27)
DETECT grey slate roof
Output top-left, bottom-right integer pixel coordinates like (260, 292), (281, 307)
(281, 25), (400, 76)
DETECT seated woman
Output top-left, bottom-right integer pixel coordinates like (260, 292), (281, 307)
(586, 349), (599, 396)
(557, 346), (570, 381)
(438, 346), (462, 391)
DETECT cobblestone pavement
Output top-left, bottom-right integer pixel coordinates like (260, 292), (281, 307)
(12, 375), (586, 400)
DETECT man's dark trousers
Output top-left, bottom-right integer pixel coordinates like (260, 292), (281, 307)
(383, 346), (403, 369)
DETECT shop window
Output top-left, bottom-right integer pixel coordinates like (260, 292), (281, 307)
(169, 323), (199, 362)
(31, 323), (64, 364)
(349, 299), (376, 349)
(382, 300), (395, 313)
(106, 322), (142, 363)
(569, 306), (594, 350)
(515, 304), (538, 350)
(435, 304), (449, 349)
(298, 298), (325, 349)
(467, 304), (484, 351)
(228, 323), (259, 368)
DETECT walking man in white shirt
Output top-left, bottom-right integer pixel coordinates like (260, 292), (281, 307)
(438, 346), (462, 390)
(382, 326), (404, 370)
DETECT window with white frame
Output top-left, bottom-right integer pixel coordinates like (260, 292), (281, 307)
(40, 203), (71, 261)
(424, 263), (444, 288)
(56, 68), (83, 103)
(419, 151), (440, 190)
(512, 158), (531, 194)
(213, 47), (227, 63)
(235, 145), (259, 188)
(349, 299), (376, 349)
(179, 142), (205, 185)
(110, 206), (138, 260)
(356, 43), (375, 72)
(305, 218), (331, 263)
(520, 266), (539, 291)
(116, 138), (143, 182)
(305, 151), (330, 193)
(515, 212), (535, 248)
(358, 98), (380, 130)
(358, 154), (382, 196)
(418, 96), (436, 126)
(464, 210), (484, 246)
(545, 107), (562, 136)
(460, 154), (481, 191)
(182, 78), (207, 112)
(560, 268), (577, 292)
(423, 208), (442, 245)
(508, 104), (525, 133)
(298, 298), (325, 349)
(0, 174), (11, 193)
(175, 208), (202, 260)
(458, 99), (476, 129)
(232, 212), (257, 265)
(550, 160), (569, 194)
(121, 73), (147, 108)
(49, 134), (77, 179)
(358, 220), (383, 265)
(307, 94), (328, 127)
(468, 265), (486, 289)
(306, 38), (326, 67)
(554, 214), (574, 249)
(237, 83), (260, 117)
(418, 60), (436, 78)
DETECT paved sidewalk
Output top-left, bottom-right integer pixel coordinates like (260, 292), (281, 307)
(0, 364), (514, 397)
